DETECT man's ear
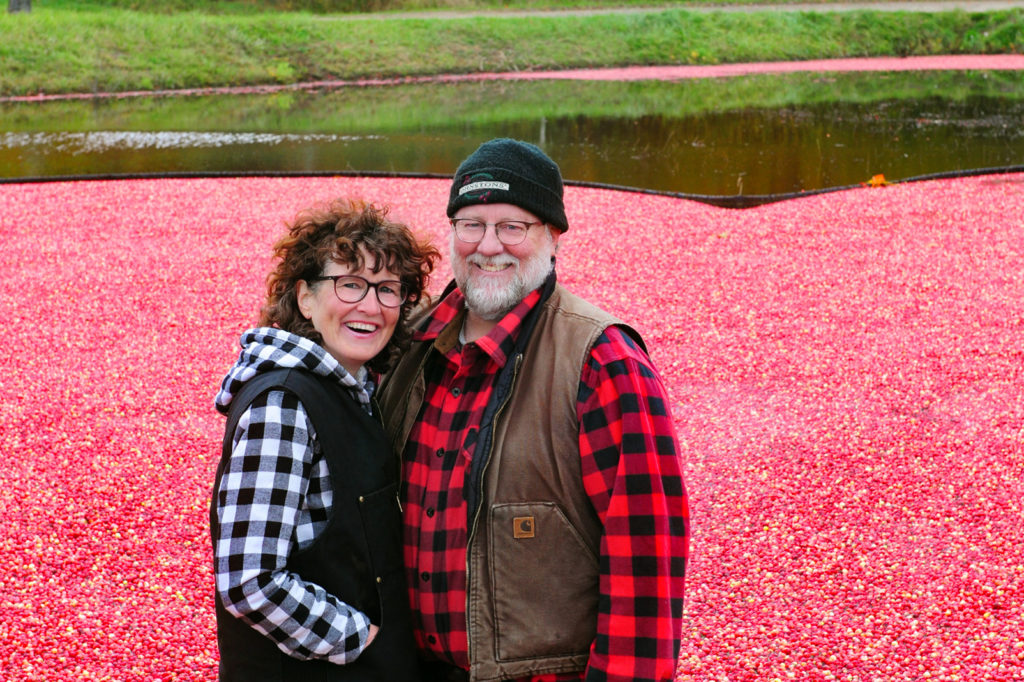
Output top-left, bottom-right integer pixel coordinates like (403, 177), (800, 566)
(550, 226), (563, 253)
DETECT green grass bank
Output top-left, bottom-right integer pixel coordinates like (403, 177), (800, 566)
(1, 1), (1022, 97)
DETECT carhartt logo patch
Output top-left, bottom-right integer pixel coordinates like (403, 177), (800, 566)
(513, 516), (535, 539)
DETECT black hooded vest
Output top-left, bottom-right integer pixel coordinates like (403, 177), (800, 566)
(210, 368), (419, 681)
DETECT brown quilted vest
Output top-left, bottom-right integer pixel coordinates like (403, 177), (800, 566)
(378, 281), (643, 682)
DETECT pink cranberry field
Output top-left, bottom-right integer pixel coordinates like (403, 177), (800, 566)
(2, 173), (1022, 680)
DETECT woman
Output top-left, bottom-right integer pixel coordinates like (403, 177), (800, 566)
(211, 198), (438, 681)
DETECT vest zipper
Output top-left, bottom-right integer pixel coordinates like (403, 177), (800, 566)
(464, 351), (523, 666)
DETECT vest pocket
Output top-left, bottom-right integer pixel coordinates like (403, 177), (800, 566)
(357, 483), (403, 575)
(489, 502), (599, 661)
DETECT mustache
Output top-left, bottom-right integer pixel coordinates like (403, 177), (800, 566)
(466, 254), (519, 269)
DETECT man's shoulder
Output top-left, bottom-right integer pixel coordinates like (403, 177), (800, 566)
(548, 285), (649, 356)
(593, 324), (650, 363)
(546, 285), (622, 330)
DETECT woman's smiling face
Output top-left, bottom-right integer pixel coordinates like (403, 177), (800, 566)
(297, 248), (401, 376)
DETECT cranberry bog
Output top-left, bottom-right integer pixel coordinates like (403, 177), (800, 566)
(2, 173), (1022, 680)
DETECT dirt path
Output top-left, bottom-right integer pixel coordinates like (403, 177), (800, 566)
(328, 0), (1024, 20)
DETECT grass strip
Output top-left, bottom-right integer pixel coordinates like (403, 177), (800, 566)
(1, 7), (1022, 96)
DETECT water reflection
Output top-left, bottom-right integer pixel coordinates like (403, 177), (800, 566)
(2, 71), (1022, 199)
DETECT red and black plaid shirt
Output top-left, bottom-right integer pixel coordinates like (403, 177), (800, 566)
(401, 285), (689, 682)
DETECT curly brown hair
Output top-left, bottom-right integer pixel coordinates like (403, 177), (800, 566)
(260, 197), (439, 374)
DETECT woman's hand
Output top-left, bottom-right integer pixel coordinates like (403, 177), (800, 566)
(366, 623), (380, 646)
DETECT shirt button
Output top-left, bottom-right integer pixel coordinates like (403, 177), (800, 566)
(427, 635), (437, 644)
(426, 508), (435, 517)
(421, 571), (431, 582)
(435, 448), (445, 458)
(451, 387), (461, 397)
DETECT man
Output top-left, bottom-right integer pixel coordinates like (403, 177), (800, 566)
(377, 138), (689, 682)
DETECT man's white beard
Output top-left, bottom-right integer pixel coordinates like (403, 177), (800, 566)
(451, 233), (556, 321)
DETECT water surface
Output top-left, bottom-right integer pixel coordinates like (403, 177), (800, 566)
(3, 70), (1022, 200)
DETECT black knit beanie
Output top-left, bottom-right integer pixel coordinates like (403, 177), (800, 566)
(447, 138), (569, 232)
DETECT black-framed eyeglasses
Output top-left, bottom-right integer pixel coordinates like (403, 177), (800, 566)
(307, 274), (407, 308)
(450, 218), (543, 245)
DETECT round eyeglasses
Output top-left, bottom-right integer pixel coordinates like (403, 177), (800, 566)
(450, 218), (543, 246)
(307, 274), (407, 308)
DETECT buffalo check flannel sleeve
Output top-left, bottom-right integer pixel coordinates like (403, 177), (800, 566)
(213, 389), (373, 663)
(576, 327), (690, 682)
